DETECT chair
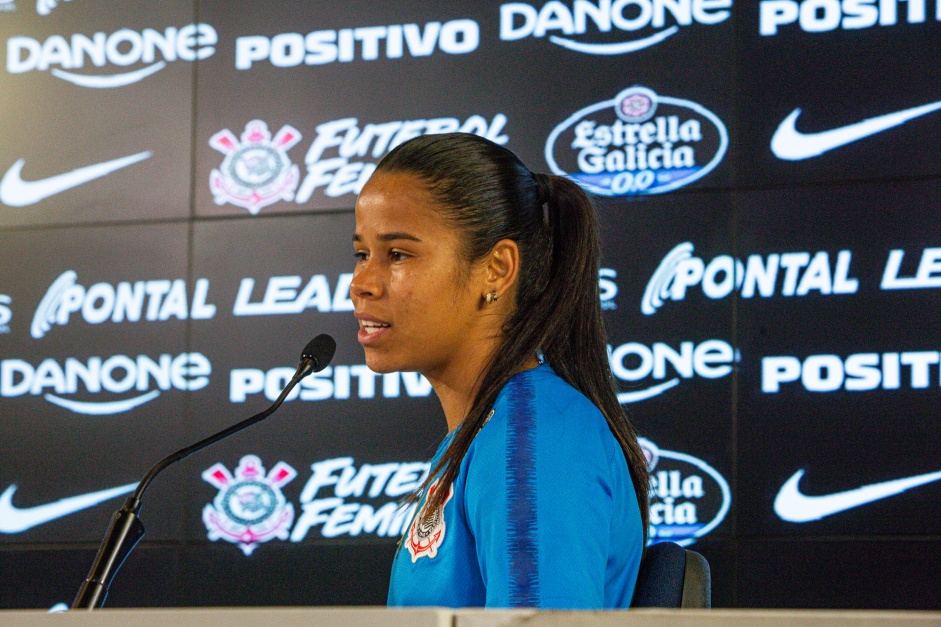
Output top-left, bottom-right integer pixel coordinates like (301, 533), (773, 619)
(630, 541), (711, 608)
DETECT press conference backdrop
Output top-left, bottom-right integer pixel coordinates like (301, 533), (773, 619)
(0, 0), (938, 610)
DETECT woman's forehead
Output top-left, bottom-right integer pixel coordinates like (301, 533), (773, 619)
(355, 172), (448, 232)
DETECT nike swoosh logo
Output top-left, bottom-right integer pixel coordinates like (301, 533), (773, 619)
(0, 482), (137, 534)
(774, 468), (941, 523)
(0, 151), (152, 207)
(771, 99), (941, 161)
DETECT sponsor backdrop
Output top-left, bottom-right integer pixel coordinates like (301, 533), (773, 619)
(0, 0), (938, 610)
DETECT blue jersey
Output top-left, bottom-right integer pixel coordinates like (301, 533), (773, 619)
(388, 364), (643, 609)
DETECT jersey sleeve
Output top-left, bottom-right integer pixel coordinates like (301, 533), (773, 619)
(462, 384), (618, 609)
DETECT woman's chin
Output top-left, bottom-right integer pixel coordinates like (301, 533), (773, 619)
(363, 352), (406, 375)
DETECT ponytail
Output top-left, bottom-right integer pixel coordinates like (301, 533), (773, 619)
(374, 133), (649, 540)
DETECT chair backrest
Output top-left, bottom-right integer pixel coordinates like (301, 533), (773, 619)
(630, 541), (712, 608)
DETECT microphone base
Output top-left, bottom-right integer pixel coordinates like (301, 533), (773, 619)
(72, 580), (108, 611)
(71, 498), (145, 610)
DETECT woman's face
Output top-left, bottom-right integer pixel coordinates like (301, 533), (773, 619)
(351, 171), (486, 378)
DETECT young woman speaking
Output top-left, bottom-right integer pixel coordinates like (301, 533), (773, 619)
(350, 133), (649, 609)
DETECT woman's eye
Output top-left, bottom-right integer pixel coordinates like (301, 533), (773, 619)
(390, 251), (408, 262)
(354, 251), (368, 262)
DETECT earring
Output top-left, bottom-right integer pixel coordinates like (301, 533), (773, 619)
(485, 290), (498, 304)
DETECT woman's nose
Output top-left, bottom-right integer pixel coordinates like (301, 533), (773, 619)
(350, 260), (381, 299)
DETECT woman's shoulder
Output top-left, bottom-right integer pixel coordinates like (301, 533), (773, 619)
(475, 364), (617, 460)
(505, 364), (606, 421)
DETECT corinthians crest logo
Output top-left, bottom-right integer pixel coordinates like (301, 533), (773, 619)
(209, 120), (302, 214)
(202, 455), (297, 555)
(406, 478), (453, 563)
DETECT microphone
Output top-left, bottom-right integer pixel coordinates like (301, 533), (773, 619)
(71, 334), (336, 610)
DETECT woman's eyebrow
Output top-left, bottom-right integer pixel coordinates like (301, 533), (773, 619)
(353, 232), (423, 243)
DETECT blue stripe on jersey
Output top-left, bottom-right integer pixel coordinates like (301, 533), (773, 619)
(505, 374), (539, 606)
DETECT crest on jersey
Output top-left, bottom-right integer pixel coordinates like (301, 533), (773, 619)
(209, 120), (302, 214)
(202, 455), (297, 555)
(406, 478), (453, 562)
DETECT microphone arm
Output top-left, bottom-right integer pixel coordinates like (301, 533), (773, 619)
(71, 334), (336, 610)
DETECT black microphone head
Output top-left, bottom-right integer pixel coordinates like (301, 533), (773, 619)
(301, 334), (336, 372)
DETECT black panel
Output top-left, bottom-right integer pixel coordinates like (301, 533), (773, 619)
(736, 179), (941, 538)
(193, 0), (734, 216)
(0, 223), (195, 544)
(738, 539), (941, 609)
(736, 1), (941, 186)
(178, 542), (395, 606)
(0, 547), (181, 609)
(599, 191), (735, 546)
(0, 0), (194, 226)
(0, 0), (938, 612)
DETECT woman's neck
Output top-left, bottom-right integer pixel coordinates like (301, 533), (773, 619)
(427, 350), (541, 433)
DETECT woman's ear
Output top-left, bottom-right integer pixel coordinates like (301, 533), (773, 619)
(485, 239), (520, 299)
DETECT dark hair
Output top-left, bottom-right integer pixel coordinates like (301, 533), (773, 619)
(375, 132), (649, 540)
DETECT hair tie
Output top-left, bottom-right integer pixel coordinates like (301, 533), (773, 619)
(530, 172), (551, 227)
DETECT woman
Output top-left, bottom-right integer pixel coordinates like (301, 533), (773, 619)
(350, 133), (649, 609)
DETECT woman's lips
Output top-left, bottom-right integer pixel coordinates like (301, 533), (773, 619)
(357, 319), (391, 345)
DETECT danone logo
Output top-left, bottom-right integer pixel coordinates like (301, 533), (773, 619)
(0, 352), (210, 415)
(500, 0), (733, 54)
(546, 86), (727, 196)
(608, 338), (736, 403)
(641, 438), (730, 546)
(6, 24), (217, 88)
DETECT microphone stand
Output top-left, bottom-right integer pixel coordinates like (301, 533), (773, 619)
(71, 335), (335, 610)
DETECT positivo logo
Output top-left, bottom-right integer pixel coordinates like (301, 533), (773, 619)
(546, 86), (727, 196)
(230, 364), (432, 403)
(762, 349), (941, 393)
(6, 23), (217, 88)
(640, 438), (731, 546)
(500, 0), (732, 54)
(0, 351), (210, 415)
(760, 0), (939, 35)
(235, 18), (479, 68)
